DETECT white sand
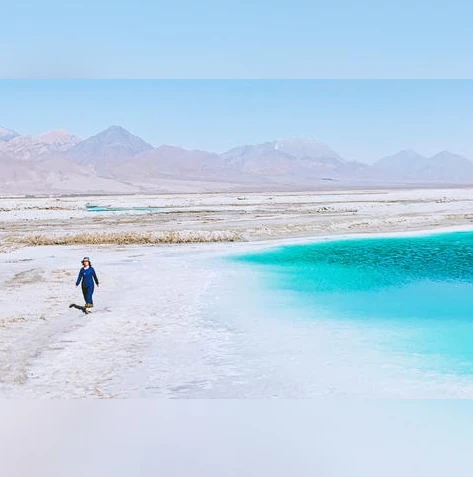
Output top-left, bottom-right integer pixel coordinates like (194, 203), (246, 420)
(2, 187), (473, 397)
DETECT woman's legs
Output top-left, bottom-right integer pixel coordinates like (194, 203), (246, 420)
(82, 286), (94, 307)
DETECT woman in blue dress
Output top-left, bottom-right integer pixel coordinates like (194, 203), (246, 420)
(76, 257), (99, 308)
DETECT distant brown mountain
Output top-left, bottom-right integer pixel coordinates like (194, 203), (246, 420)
(0, 127), (20, 142)
(0, 130), (81, 161)
(373, 150), (473, 183)
(115, 145), (225, 179)
(0, 154), (138, 195)
(0, 127), (139, 194)
(222, 138), (345, 177)
(2, 125), (473, 195)
(66, 125), (154, 174)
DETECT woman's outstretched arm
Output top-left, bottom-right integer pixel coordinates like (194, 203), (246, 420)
(75, 269), (83, 286)
(92, 268), (99, 286)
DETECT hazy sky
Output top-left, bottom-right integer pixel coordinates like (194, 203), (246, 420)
(1, 80), (473, 163)
(2, 1), (473, 78)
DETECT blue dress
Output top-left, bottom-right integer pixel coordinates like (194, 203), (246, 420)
(76, 267), (99, 305)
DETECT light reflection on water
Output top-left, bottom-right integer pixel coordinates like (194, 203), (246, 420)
(86, 205), (161, 213)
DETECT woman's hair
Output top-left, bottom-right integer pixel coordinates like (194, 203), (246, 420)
(81, 257), (92, 267)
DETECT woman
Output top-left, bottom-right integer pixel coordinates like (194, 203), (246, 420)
(76, 257), (99, 308)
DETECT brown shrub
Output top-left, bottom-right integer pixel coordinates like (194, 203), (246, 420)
(21, 230), (242, 246)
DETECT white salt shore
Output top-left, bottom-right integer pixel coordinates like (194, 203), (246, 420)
(2, 234), (473, 398)
(2, 188), (473, 398)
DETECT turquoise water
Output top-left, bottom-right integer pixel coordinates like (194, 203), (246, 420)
(236, 231), (473, 375)
(86, 205), (161, 213)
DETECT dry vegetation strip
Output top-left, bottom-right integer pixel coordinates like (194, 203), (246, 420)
(20, 231), (243, 246)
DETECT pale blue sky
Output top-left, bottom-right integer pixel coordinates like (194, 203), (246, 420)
(1, 0), (473, 78)
(1, 80), (473, 163)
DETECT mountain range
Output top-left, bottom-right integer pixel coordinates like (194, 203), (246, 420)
(1, 125), (473, 195)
